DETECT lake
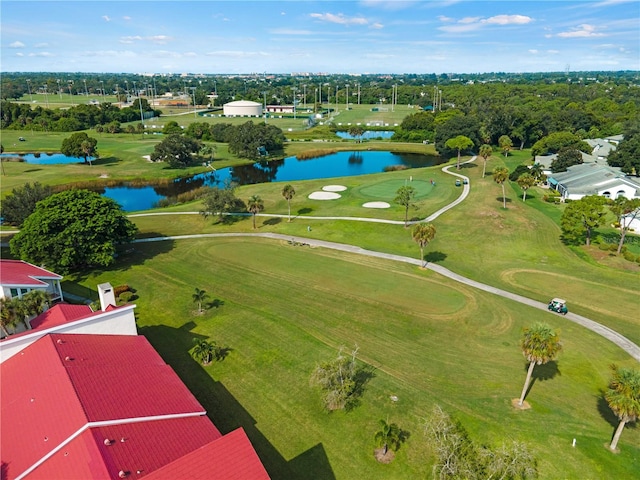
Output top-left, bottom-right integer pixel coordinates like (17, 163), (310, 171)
(335, 130), (395, 140)
(0, 153), (95, 164)
(104, 150), (444, 211)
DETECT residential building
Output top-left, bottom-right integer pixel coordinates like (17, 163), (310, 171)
(0, 260), (64, 303)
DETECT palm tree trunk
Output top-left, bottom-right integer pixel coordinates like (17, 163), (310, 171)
(502, 184), (507, 209)
(616, 227), (627, 255)
(420, 246), (425, 267)
(252, 213), (256, 229)
(457, 150), (461, 170)
(609, 420), (626, 451)
(523, 190), (527, 202)
(287, 200), (291, 222)
(518, 361), (536, 406)
(482, 160), (486, 178)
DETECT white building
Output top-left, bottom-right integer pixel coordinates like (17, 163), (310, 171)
(223, 100), (263, 117)
(547, 163), (640, 201)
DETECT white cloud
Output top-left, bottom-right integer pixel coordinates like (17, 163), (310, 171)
(485, 15), (532, 25)
(120, 36), (143, 44)
(557, 24), (605, 38)
(438, 15), (454, 23)
(9, 41), (26, 48)
(310, 13), (369, 26)
(102, 15), (111, 22)
(34, 43), (49, 48)
(370, 22), (384, 29)
(459, 17), (481, 24)
(28, 52), (54, 57)
(123, 16), (131, 21)
(150, 35), (172, 44)
(528, 49), (539, 54)
(204, 50), (270, 58)
(359, 0), (420, 10)
(15, 52), (24, 57)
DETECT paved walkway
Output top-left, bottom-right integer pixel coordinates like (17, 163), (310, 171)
(132, 158), (640, 363)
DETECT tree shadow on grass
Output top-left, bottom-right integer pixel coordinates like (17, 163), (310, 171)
(138, 322), (336, 480)
(459, 162), (477, 170)
(345, 365), (377, 412)
(522, 360), (560, 400)
(206, 298), (225, 309)
(596, 391), (621, 430)
(425, 251), (447, 264)
(263, 217), (282, 226)
(496, 197), (513, 204)
(297, 207), (313, 215)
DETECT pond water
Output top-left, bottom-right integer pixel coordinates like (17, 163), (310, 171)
(102, 150), (443, 211)
(1, 153), (96, 164)
(335, 130), (395, 140)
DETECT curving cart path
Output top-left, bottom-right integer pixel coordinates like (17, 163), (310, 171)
(131, 156), (640, 362)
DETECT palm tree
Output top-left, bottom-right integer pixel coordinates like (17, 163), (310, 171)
(605, 365), (640, 451)
(492, 166), (509, 209)
(247, 195), (264, 229)
(395, 185), (416, 227)
(517, 173), (536, 201)
(412, 223), (436, 267)
(281, 184), (296, 222)
(445, 135), (474, 170)
(517, 323), (562, 407)
(192, 288), (208, 314)
(192, 338), (215, 365)
(374, 419), (402, 456)
(21, 290), (51, 328)
(478, 144), (492, 177)
(0, 298), (21, 337)
(498, 135), (513, 157)
(81, 139), (96, 166)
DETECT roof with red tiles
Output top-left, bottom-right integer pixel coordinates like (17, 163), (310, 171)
(0, 259), (62, 287)
(1, 333), (268, 480)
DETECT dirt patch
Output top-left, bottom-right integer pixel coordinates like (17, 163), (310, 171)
(374, 447), (395, 463)
(511, 398), (531, 410)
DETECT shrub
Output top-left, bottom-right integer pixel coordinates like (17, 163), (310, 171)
(118, 291), (134, 303)
(622, 251), (637, 262)
(113, 284), (130, 297)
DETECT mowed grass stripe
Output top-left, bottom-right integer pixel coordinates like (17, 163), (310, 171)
(75, 237), (639, 479)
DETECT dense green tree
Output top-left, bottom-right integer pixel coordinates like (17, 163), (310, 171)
(478, 144), (493, 177)
(517, 323), (562, 407)
(412, 223), (436, 267)
(200, 186), (246, 221)
(150, 133), (202, 168)
(560, 195), (607, 246)
(550, 148), (583, 173)
(445, 135), (474, 170)
(227, 121), (285, 160)
(395, 185), (416, 227)
(531, 131), (590, 157)
(492, 167), (509, 209)
(607, 129), (640, 175)
(281, 184), (296, 222)
(60, 132), (98, 164)
(0, 182), (53, 226)
(246, 195), (264, 229)
(517, 173), (536, 201)
(162, 120), (183, 135)
(0, 298), (21, 337)
(435, 114), (480, 159)
(9, 189), (137, 274)
(605, 365), (640, 451)
(347, 125), (365, 143)
(374, 419), (404, 456)
(609, 197), (640, 254)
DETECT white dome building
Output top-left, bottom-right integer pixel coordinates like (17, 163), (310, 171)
(223, 100), (263, 117)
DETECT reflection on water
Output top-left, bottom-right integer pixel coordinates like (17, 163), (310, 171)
(102, 150), (443, 211)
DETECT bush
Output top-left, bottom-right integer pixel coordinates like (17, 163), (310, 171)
(622, 251), (637, 262)
(113, 284), (130, 297)
(118, 291), (134, 303)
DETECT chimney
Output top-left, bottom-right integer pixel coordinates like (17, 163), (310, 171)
(97, 283), (116, 311)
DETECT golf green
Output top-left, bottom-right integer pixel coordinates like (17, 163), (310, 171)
(359, 178), (433, 200)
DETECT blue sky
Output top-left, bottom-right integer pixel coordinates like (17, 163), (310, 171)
(2, 0), (638, 74)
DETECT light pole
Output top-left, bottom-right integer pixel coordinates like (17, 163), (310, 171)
(190, 87), (197, 118)
(68, 80), (74, 105)
(357, 82), (361, 105)
(262, 90), (267, 124)
(345, 84), (349, 110)
(83, 79), (88, 97)
(100, 80), (104, 97)
(292, 86), (297, 119)
(335, 85), (339, 113)
(303, 84), (306, 109)
(26, 79), (33, 102)
(43, 85), (49, 108)
(57, 79), (62, 99)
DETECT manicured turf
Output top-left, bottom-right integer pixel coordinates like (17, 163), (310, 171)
(360, 178), (433, 200)
(70, 237), (639, 479)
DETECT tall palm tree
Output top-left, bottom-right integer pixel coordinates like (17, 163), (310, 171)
(0, 298), (21, 337)
(395, 185), (416, 227)
(605, 365), (640, 451)
(281, 184), (296, 222)
(518, 323), (562, 406)
(478, 144), (492, 178)
(374, 419), (402, 455)
(247, 195), (264, 229)
(21, 290), (51, 328)
(517, 173), (536, 201)
(492, 166), (510, 209)
(412, 223), (436, 267)
(192, 338), (215, 365)
(81, 139), (96, 167)
(192, 288), (208, 313)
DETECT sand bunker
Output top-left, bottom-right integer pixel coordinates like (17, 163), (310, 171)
(322, 185), (347, 192)
(308, 191), (342, 200)
(362, 201), (391, 209)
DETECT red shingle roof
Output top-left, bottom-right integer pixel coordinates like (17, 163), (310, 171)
(0, 259), (62, 287)
(1, 333), (268, 480)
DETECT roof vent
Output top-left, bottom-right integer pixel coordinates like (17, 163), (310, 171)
(120, 437), (126, 443)
(119, 471), (128, 478)
(44, 437), (48, 442)
(104, 439), (112, 446)
(136, 470), (143, 475)
(65, 356), (73, 361)
(57, 339), (64, 344)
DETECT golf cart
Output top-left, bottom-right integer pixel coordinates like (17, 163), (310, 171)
(548, 298), (568, 315)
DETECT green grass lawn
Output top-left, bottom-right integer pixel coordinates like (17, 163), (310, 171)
(69, 237), (639, 479)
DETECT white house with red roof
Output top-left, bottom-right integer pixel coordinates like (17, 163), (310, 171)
(0, 260), (64, 303)
(1, 333), (270, 480)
